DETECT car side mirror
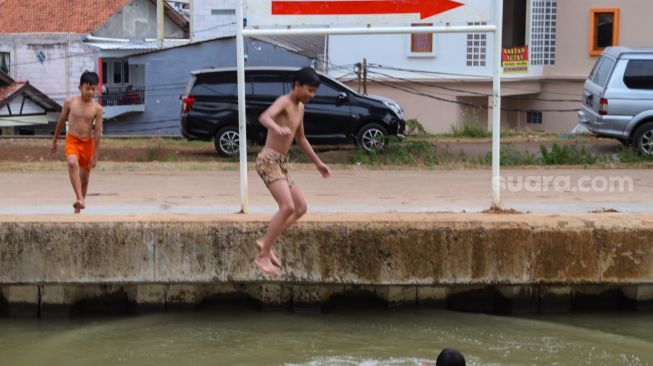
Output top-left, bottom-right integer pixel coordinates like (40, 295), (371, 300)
(337, 92), (348, 104)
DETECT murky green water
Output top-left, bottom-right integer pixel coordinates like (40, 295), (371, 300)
(0, 306), (651, 366)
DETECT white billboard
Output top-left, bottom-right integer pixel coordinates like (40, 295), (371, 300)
(246, 0), (495, 28)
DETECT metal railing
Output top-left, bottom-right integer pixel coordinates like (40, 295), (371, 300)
(100, 87), (145, 106)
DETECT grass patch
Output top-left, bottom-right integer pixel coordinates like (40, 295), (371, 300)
(450, 123), (491, 138)
(405, 119), (429, 137)
(478, 143), (612, 166)
(539, 143), (609, 165)
(477, 145), (540, 166)
(351, 139), (440, 166)
(617, 148), (653, 163)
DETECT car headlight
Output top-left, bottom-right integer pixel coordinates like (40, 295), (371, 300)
(383, 101), (405, 120)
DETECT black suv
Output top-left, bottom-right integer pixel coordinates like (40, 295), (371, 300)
(180, 67), (406, 156)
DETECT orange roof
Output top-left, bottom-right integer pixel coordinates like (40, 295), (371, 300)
(0, 0), (188, 35)
(0, 0), (129, 34)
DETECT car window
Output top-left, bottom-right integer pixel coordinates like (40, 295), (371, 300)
(624, 60), (653, 90)
(191, 74), (236, 96)
(185, 75), (196, 96)
(315, 83), (342, 98)
(326, 77), (357, 94)
(588, 56), (603, 81)
(252, 75), (285, 97)
(591, 57), (615, 87)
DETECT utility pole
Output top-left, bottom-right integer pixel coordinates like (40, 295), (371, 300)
(355, 62), (362, 93)
(157, 0), (164, 48)
(362, 58), (368, 95)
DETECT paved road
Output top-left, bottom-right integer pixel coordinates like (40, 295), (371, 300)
(1, 168), (650, 215)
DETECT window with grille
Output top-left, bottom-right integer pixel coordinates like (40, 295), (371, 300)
(527, 111), (543, 124)
(530, 0), (557, 66)
(212, 9), (236, 15)
(466, 22), (487, 67)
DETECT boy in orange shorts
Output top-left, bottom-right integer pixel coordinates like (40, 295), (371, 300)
(51, 71), (103, 213)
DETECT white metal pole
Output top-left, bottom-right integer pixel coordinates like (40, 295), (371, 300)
(157, 0), (164, 48)
(491, 0), (503, 207)
(243, 24), (496, 37)
(236, 0), (249, 213)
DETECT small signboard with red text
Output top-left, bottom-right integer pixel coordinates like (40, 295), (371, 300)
(502, 46), (529, 74)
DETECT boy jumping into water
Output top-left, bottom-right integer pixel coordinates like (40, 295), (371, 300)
(255, 67), (331, 277)
(51, 71), (103, 213)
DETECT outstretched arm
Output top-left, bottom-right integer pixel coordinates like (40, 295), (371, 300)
(51, 97), (71, 155)
(295, 112), (330, 178)
(259, 96), (292, 136)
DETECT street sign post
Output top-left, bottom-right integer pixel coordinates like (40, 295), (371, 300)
(236, 0), (503, 213)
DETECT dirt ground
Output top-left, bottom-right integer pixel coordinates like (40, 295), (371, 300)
(1, 136), (648, 217)
(1, 168), (650, 216)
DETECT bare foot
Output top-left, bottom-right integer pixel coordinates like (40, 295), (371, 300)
(255, 255), (280, 279)
(256, 240), (282, 268)
(73, 199), (85, 210)
(74, 207), (81, 214)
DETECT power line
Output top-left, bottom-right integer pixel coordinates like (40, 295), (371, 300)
(367, 69), (581, 103)
(367, 77), (580, 113)
(366, 64), (586, 98)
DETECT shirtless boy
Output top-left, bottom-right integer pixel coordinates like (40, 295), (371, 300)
(51, 71), (103, 213)
(255, 67), (331, 277)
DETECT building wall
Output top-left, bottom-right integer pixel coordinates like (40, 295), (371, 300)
(191, 0), (238, 42)
(0, 34), (98, 106)
(105, 38), (311, 135)
(93, 0), (186, 39)
(547, 0), (652, 79)
(328, 0), (650, 134)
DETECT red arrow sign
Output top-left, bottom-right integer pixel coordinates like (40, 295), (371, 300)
(272, 0), (463, 20)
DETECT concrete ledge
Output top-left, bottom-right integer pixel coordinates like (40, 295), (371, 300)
(0, 213), (652, 315)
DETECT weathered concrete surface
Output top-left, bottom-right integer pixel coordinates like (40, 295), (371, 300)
(0, 213), (652, 314)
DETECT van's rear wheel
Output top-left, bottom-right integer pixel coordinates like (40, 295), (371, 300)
(356, 123), (388, 153)
(214, 126), (240, 157)
(633, 122), (653, 156)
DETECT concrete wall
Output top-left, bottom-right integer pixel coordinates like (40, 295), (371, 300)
(548, 0), (652, 79)
(1, 215), (652, 316)
(355, 80), (559, 134)
(93, 0), (186, 39)
(104, 37), (311, 135)
(0, 34), (98, 106)
(191, 0), (238, 41)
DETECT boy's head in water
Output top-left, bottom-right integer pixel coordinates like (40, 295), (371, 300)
(291, 67), (320, 103)
(436, 348), (466, 366)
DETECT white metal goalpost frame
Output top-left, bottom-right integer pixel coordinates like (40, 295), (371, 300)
(235, 0), (504, 214)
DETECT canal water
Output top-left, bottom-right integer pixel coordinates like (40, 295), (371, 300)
(0, 306), (651, 365)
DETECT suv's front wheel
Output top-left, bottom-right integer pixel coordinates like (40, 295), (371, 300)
(633, 122), (653, 156)
(356, 123), (388, 153)
(214, 126), (240, 157)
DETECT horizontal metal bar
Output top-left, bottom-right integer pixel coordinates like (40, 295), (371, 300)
(243, 24), (497, 36)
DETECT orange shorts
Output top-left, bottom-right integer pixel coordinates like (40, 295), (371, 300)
(65, 134), (95, 170)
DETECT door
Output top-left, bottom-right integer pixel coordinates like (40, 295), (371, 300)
(303, 81), (353, 142)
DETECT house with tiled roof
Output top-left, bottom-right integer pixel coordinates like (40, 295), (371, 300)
(0, 70), (61, 135)
(0, 0), (189, 132)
